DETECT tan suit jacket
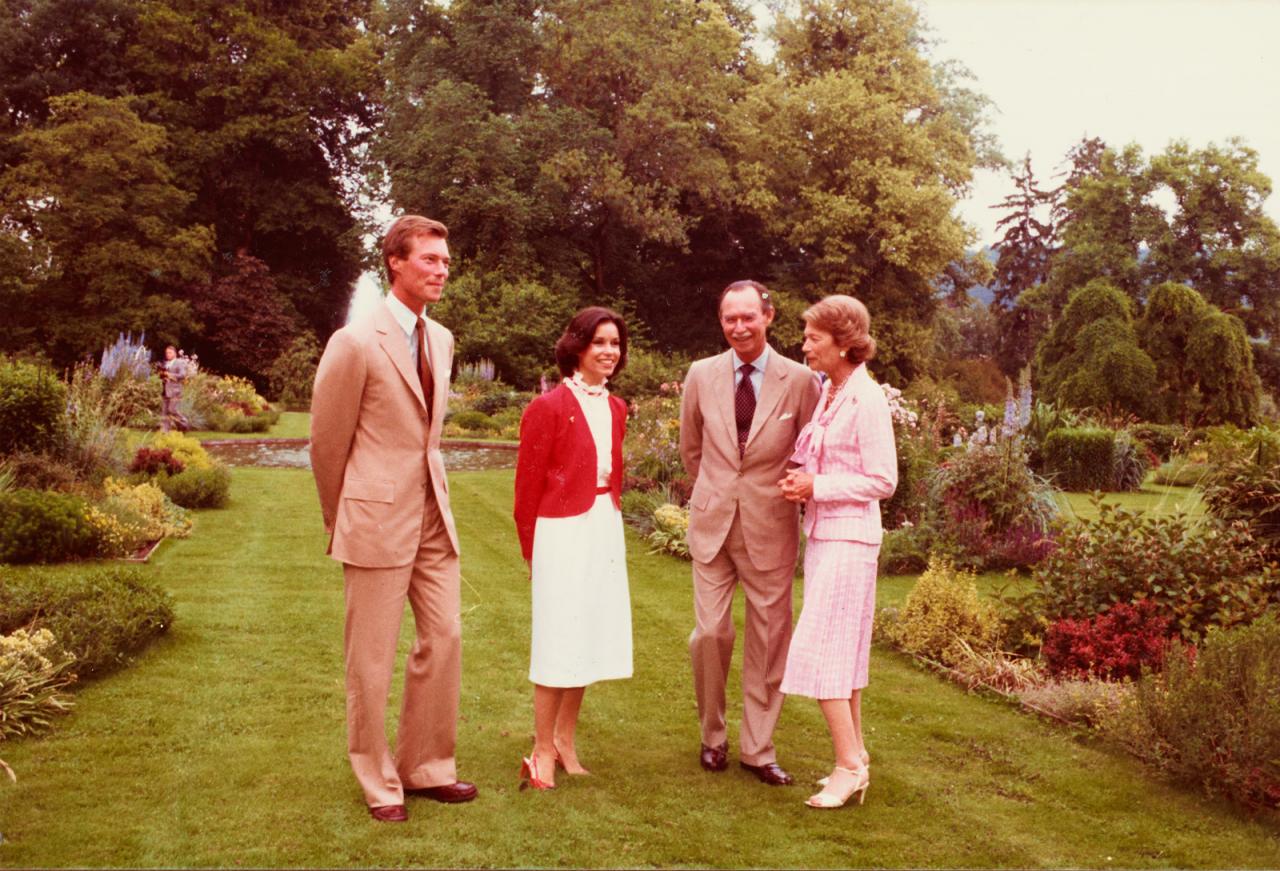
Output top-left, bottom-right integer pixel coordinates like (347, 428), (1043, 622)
(310, 303), (459, 566)
(680, 348), (820, 570)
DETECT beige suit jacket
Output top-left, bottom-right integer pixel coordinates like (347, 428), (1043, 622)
(310, 302), (459, 568)
(680, 347), (820, 570)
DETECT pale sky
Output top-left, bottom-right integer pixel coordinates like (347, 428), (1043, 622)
(917, 0), (1280, 246)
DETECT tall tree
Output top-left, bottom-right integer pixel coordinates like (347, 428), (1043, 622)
(989, 153), (1056, 376)
(1140, 281), (1260, 426)
(0, 92), (213, 364)
(126, 0), (378, 337)
(1146, 139), (1280, 338)
(1034, 279), (1156, 418)
(375, 0), (994, 367)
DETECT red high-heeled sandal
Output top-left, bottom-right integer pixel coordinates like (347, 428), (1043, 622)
(519, 755), (555, 790)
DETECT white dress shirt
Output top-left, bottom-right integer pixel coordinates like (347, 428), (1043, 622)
(385, 293), (427, 369)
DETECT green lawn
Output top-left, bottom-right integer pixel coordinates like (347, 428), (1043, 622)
(187, 410), (312, 441)
(1055, 480), (1205, 521)
(1, 467), (1277, 867)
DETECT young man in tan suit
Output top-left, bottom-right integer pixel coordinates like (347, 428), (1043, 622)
(310, 215), (476, 822)
(679, 280), (821, 785)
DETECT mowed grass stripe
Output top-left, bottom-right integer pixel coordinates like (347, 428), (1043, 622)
(0, 466), (1276, 867)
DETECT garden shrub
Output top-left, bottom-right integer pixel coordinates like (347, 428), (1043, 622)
(620, 487), (666, 536)
(1042, 427), (1116, 491)
(1111, 431), (1149, 492)
(448, 410), (497, 433)
(880, 385), (941, 529)
(1033, 498), (1280, 640)
(129, 447), (184, 476)
(609, 347), (691, 400)
(3, 450), (80, 492)
(884, 557), (1002, 667)
(878, 525), (930, 574)
(624, 393), (686, 487)
(185, 372), (277, 432)
(1151, 456), (1211, 487)
(0, 566), (175, 680)
(647, 503), (690, 559)
(206, 404), (278, 433)
(90, 478), (192, 558)
(266, 333), (321, 410)
(148, 464), (232, 509)
(1098, 614), (1280, 809)
(0, 357), (66, 456)
(60, 363), (133, 481)
(0, 627), (75, 739)
(147, 433), (213, 470)
(1041, 599), (1172, 681)
(1201, 425), (1280, 560)
(1130, 423), (1185, 463)
(925, 441), (1058, 571)
(0, 489), (98, 563)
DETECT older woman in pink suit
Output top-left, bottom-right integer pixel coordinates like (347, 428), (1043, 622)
(779, 295), (897, 809)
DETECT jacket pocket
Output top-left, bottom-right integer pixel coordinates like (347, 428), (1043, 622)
(342, 477), (395, 503)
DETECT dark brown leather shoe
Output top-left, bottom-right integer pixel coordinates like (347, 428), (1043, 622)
(700, 742), (729, 772)
(404, 781), (478, 803)
(739, 761), (794, 785)
(369, 804), (408, 822)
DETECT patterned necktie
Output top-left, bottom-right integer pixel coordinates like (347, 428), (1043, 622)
(415, 318), (434, 420)
(735, 362), (755, 457)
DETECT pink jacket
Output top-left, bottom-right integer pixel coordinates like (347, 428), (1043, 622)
(791, 364), (898, 543)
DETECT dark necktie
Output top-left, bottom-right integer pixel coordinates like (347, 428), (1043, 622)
(735, 362), (755, 457)
(415, 318), (434, 420)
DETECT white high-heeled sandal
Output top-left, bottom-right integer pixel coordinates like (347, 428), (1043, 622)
(816, 750), (870, 787)
(806, 765), (869, 809)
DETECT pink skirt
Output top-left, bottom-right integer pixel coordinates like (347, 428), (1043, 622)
(780, 539), (879, 698)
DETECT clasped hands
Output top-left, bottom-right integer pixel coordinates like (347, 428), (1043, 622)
(778, 470), (813, 503)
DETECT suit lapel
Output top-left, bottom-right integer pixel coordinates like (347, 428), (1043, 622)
(745, 347), (789, 450)
(713, 351), (739, 453)
(376, 304), (427, 410)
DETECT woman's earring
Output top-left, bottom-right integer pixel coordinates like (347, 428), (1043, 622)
(839, 350), (846, 359)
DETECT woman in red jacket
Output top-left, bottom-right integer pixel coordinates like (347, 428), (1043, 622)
(513, 307), (633, 790)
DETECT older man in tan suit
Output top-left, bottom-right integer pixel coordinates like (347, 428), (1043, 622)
(680, 280), (821, 786)
(310, 215), (476, 822)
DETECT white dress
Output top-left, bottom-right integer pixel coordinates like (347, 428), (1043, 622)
(528, 380), (633, 687)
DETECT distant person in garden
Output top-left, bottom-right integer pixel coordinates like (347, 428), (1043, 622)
(159, 345), (189, 433)
(679, 280), (821, 786)
(309, 215), (476, 823)
(512, 307), (633, 791)
(778, 294), (897, 809)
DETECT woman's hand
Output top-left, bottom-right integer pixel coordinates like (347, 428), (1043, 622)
(778, 471), (814, 503)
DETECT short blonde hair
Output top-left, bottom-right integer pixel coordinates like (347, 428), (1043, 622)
(382, 215), (449, 280)
(803, 294), (876, 363)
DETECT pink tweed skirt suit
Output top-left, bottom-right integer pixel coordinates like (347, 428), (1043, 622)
(780, 364), (898, 699)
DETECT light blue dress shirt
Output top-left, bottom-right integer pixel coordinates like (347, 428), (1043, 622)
(730, 345), (771, 399)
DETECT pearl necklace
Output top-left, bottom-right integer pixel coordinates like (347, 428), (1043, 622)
(567, 371), (608, 397)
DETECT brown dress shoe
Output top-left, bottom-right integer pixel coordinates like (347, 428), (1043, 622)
(404, 781), (478, 803)
(739, 761), (794, 785)
(369, 804), (408, 822)
(700, 742), (729, 772)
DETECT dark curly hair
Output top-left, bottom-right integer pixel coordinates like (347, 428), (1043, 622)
(554, 307), (629, 379)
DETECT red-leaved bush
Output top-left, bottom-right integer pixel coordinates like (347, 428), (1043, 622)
(128, 447), (185, 476)
(1042, 599), (1172, 681)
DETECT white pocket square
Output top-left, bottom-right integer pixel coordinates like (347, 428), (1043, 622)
(779, 412), (794, 421)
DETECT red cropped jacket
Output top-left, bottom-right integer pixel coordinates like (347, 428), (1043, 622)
(513, 384), (627, 561)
